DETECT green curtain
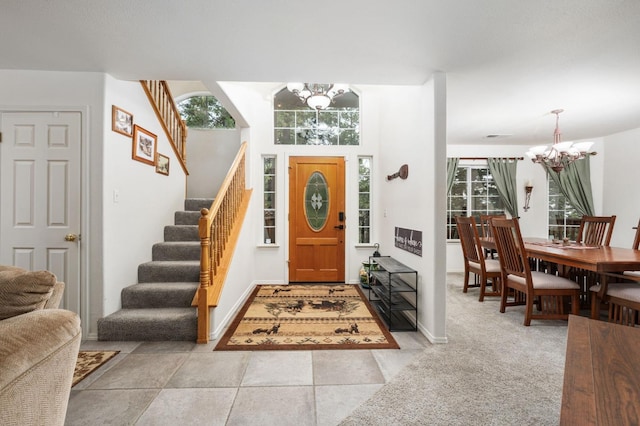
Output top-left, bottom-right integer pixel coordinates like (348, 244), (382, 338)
(447, 158), (459, 194)
(544, 157), (595, 216)
(487, 158), (519, 218)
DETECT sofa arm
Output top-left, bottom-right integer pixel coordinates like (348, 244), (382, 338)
(0, 309), (81, 426)
(44, 282), (65, 309)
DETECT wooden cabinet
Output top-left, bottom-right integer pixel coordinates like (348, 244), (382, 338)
(368, 256), (418, 331)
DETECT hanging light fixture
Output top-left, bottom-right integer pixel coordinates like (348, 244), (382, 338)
(526, 109), (594, 173)
(286, 83), (349, 110)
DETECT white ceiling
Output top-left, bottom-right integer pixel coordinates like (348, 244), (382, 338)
(2, 0), (640, 145)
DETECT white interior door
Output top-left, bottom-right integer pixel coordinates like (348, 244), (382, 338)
(0, 111), (82, 314)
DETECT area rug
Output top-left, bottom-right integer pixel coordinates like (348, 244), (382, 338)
(72, 351), (119, 386)
(215, 284), (399, 350)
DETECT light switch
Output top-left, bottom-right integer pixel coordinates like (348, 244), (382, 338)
(113, 189), (120, 203)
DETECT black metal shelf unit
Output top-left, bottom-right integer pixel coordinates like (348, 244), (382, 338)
(368, 256), (418, 331)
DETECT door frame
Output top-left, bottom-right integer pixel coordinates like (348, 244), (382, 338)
(0, 106), (90, 337)
(285, 154), (349, 283)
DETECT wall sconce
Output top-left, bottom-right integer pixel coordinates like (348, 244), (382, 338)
(523, 181), (533, 212)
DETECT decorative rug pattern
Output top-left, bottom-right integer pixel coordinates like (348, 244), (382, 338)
(72, 350), (119, 386)
(215, 284), (399, 350)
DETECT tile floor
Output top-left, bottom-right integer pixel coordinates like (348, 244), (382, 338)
(65, 331), (430, 425)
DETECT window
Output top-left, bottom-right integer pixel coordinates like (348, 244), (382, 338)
(263, 156), (276, 244)
(358, 157), (372, 244)
(447, 166), (504, 239)
(273, 87), (359, 145)
(177, 95), (235, 129)
(548, 178), (581, 240)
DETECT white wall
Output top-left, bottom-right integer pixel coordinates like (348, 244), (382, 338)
(186, 129), (242, 198)
(368, 78), (448, 342)
(602, 127), (640, 248)
(102, 76), (187, 324)
(446, 139), (605, 273)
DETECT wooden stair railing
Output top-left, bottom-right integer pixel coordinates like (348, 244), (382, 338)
(140, 80), (189, 175)
(195, 141), (251, 343)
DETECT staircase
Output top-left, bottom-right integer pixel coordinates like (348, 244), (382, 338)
(97, 198), (213, 341)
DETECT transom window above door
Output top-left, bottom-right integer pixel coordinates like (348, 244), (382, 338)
(273, 86), (360, 145)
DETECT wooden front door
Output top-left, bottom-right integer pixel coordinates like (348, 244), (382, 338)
(0, 111), (82, 314)
(289, 156), (345, 282)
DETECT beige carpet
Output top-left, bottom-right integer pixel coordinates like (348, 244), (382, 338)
(340, 273), (569, 425)
(72, 351), (119, 387)
(215, 284), (399, 350)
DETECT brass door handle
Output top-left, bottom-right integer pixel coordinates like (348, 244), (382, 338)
(64, 233), (80, 242)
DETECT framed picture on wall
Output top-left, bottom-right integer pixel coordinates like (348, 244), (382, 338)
(155, 153), (170, 175)
(132, 125), (157, 166)
(112, 105), (133, 136)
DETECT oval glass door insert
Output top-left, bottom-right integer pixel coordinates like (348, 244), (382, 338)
(304, 171), (329, 231)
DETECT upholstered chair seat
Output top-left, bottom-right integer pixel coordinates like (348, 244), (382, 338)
(510, 272), (581, 290)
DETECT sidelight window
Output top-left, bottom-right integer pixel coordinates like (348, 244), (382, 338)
(263, 156), (276, 244)
(358, 157), (372, 244)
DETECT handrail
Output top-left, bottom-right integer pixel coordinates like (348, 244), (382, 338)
(197, 141), (249, 343)
(140, 80), (189, 174)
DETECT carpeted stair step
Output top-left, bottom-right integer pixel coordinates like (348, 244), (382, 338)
(164, 225), (199, 241)
(98, 197), (215, 342)
(121, 282), (199, 308)
(185, 198), (214, 212)
(97, 308), (197, 341)
(138, 260), (200, 283)
(174, 210), (202, 226)
(152, 241), (200, 261)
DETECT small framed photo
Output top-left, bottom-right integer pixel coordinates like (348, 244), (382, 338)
(112, 105), (133, 136)
(155, 153), (170, 176)
(132, 125), (157, 166)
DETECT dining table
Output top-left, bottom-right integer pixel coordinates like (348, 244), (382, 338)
(479, 237), (640, 318)
(560, 315), (640, 425)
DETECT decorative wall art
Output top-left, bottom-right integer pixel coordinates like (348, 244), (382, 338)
(132, 125), (157, 166)
(155, 153), (170, 175)
(111, 105), (133, 136)
(394, 227), (422, 256)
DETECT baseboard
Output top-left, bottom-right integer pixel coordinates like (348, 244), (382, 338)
(210, 281), (259, 340)
(83, 332), (99, 341)
(419, 322), (448, 344)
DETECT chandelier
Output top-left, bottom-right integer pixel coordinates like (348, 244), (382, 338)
(286, 83), (349, 110)
(526, 109), (594, 172)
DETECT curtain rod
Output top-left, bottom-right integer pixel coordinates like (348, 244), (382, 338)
(457, 157), (524, 161)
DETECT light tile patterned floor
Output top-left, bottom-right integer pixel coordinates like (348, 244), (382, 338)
(65, 332), (429, 425)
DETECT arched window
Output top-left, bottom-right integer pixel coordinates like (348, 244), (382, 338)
(274, 86), (359, 145)
(177, 95), (235, 129)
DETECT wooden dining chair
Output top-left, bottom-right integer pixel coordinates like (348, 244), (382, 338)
(572, 215), (617, 304)
(606, 286), (640, 326)
(588, 279), (640, 326)
(479, 214), (505, 258)
(576, 215), (616, 246)
(455, 216), (502, 301)
(633, 219), (640, 250)
(623, 217), (640, 280)
(590, 218), (640, 325)
(491, 217), (580, 326)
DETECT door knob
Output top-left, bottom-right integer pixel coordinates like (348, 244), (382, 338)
(334, 225), (344, 230)
(64, 233), (79, 242)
